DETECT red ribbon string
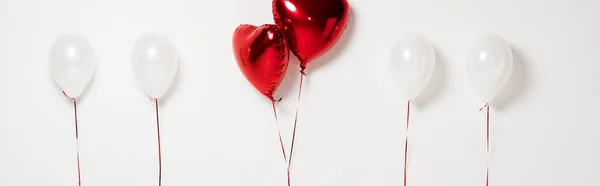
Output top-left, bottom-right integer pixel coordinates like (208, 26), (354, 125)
(479, 103), (490, 186)
(288, 69), (305, 172)
(154, 98), (163, 186)
(271, 99), (288, 162)
(271, 99), (290, 186)
(63, 91), (82, 186)
(271, 69), (306, 186)
(404, 100), (411, 186)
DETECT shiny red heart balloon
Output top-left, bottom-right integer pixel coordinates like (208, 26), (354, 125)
(233, 24), (289, 100)
(273, 0), (349, 70)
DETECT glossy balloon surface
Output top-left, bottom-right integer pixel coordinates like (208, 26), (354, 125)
(466, 34), (513, 103)
(49, 34), (96, 99)
(131, 33), (178, 99)
(273, 0), (349, 69)
(390, 34), (435, 100)
(233, 24), (289, 100)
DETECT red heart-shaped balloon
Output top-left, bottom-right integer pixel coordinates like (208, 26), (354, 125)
(273, 0), (349, 70)
(233, 24), (289, 100)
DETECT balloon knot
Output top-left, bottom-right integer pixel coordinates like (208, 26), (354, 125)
(300, 68), (306, 76)
(62, 91), (75, 101)
(479, 103), (489, 111)
(149, 97), (158, 102)
(273, 97), (283, 103)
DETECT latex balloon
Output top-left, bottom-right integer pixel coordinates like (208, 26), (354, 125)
(390, 34), (435, 100)
(232, 24), (289, 100)
(131, 33), (178, 99)
(273, 0), (349, 69)
(466, 34), (513, 103)
(49, 34), (96, 99)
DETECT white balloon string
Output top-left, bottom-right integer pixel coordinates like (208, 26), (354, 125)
(404, 100), (411, 186)
(479, 103), (490, 186)
(153, 99), (163, 186)
(63, 91), (82, 186)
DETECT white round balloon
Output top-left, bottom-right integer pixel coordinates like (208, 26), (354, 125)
(389, 34), (436, 100)
(131, 33), (179, 99)
(465, 34), (513, 103)
(49, 34), (96, 99)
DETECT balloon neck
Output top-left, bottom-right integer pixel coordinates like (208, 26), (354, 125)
(62, 91), (75, 101)
(271, 97), (282, 103)
(299, 60), (308, 72)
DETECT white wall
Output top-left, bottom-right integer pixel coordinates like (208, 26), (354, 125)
(1, 0), (599, 185)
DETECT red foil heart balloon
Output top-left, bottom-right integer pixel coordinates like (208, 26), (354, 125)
(233, 24), (289, 100)
(273, 0), (350, 70)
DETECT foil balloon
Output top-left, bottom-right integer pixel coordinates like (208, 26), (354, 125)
(273, 0), (350, 70)
(233, 24), (289, 100)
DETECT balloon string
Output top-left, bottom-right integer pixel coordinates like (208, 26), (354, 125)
(63, 91), (82, 186)
(271, 99), (290, 186)
(479, 103), (490, 186)
(154, 98), (163, 186)
(271, 99), (288, 162)
(286, 69), (306, 186)
(289, 70), (305, 167)
(404, 100), (411, 186)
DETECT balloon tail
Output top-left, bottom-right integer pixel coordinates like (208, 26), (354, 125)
(154, 98), (163, 186)
(479, 103), (490, 186)
(404, 100), (411, 186)
(299, 68), (306, 76)
(63, 91), (82, 186)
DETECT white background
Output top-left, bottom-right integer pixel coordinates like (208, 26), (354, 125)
(1, 0), (599, 185)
